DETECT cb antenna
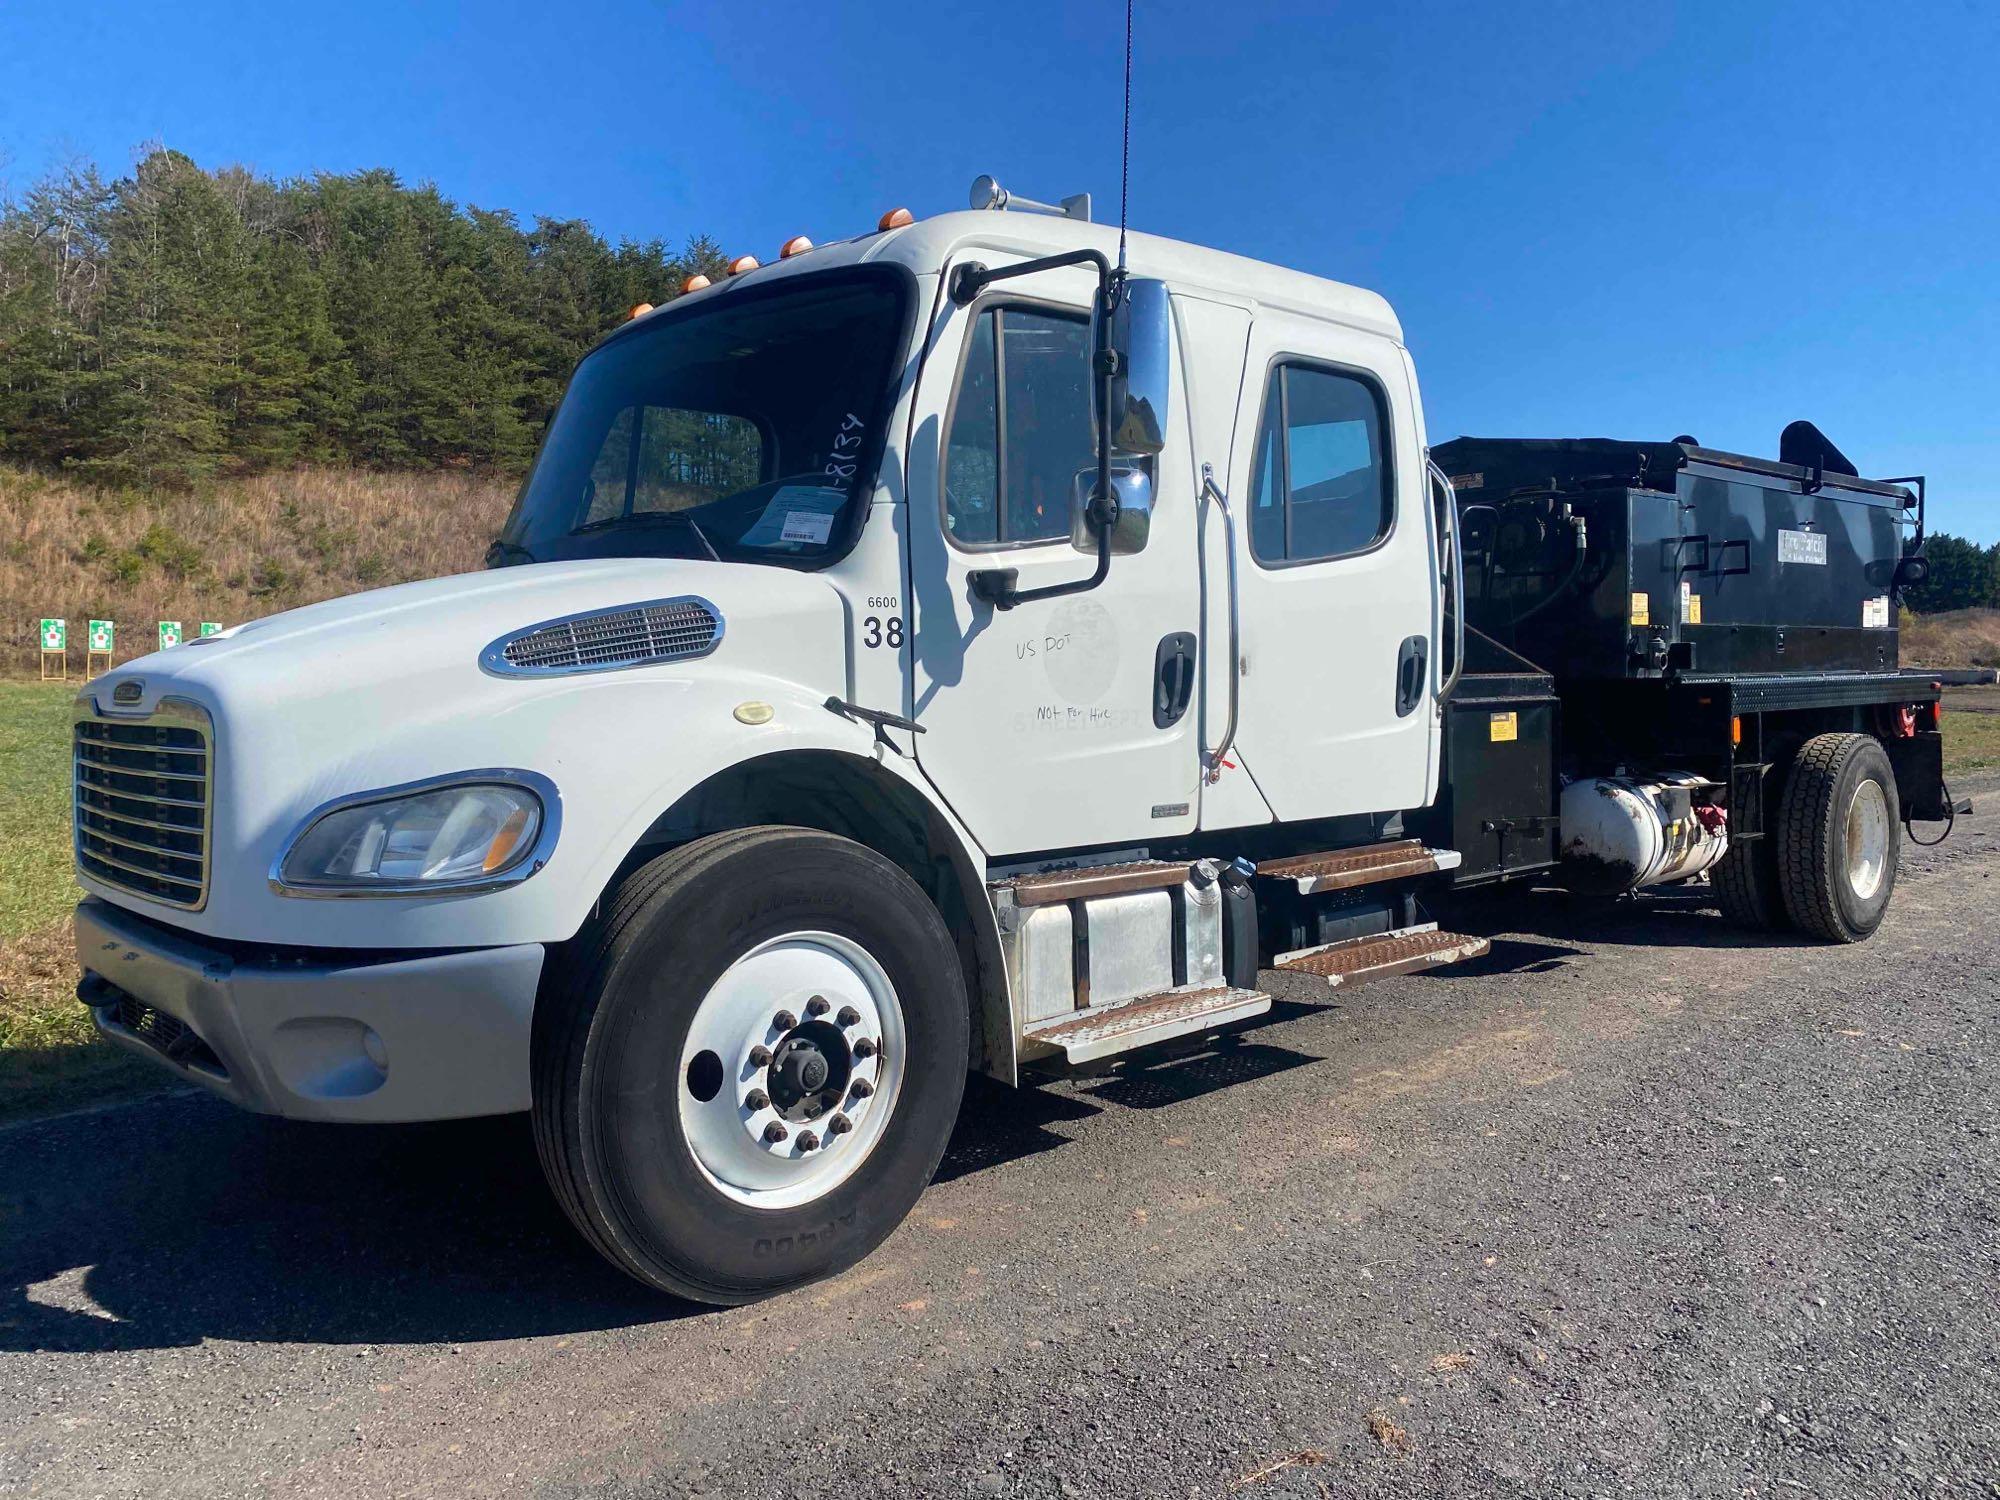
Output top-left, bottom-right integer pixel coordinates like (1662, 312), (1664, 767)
(1116, 0), (1133, 277)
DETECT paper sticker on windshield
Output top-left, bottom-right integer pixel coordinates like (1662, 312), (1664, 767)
(739, 485), (844, 548)
(780, 509), (835, 545)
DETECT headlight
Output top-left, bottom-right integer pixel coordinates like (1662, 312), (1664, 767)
(275, 773), (556, 894)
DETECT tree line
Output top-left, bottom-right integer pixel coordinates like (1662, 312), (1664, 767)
(1905, 534), (2000, 615)
(0, 147), (720, 486)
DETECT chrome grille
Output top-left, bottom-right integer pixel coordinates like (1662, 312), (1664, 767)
(484, 596), (722, 676)
(74, 706), (212, 910)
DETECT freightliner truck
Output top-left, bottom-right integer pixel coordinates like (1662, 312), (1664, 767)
(70, 184), (1956, 1303)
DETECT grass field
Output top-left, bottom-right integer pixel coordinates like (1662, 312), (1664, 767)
(0, 680), (160, 1118)
(2, 677), (1996, 1123)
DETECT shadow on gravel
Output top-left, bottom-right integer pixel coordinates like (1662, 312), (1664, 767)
(0, 1098), (694, 1354)
(1079, 1040), (1320, 1111)
(3, 1060), (1187, 1353)
(1456, 885), (1809, 951)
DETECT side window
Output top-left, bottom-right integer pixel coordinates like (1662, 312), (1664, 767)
(1247, 363), (1392, 564)
(944, 305), (1094, 546)
(581, 406), (764, 526)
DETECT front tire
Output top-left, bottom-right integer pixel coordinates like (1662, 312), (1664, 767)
(1775, 733), (1901, 943)
(533, 827), (968, 1303)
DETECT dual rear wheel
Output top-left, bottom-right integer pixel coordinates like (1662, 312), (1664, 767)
(1714, 731), (1900, 943)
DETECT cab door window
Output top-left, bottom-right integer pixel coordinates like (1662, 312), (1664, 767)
(1247, 363), (1393, 564)
(944, 305), (1094, 547)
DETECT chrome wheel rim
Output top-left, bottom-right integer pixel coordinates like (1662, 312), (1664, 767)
(1845, 778), (1891, 902)
(677, 930), (905, 1210)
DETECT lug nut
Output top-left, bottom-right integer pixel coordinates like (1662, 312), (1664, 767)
(836, 1005), (861, 1026)
(806, 995), (830, 1017)
(853, 1037), (878, 1059)
(828, 1113), (853, 1135)
(797, 1130), (820, 1152)
(745, 1088), (770, 1111)
(849, 1077), (874, 1100)
(748, 1044), (772, 1067)
(773, 1009), (798, 1031)
(763, 1121), (789, 1144)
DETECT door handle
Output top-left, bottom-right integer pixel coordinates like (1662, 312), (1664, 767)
(1154, 631), (1197, 728)
(1395, 635), (1429, 718)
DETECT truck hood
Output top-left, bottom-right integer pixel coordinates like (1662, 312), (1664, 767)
(77, 558), (856, 946)
(92, 558), (845, 720)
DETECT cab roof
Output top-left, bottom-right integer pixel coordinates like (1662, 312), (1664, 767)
(647, 208), (1403, 344)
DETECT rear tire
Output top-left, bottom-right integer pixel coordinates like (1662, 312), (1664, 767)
(1712, 835), (1784, 931)
(532, 826), (968, 1303)
(1712, 763), (1785, 931)
(1775, 733), (1900, 943)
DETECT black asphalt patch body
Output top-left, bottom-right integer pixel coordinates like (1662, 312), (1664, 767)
(3, 776), (1996, 1498)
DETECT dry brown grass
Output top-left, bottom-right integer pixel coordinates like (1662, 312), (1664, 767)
(1, 465), (516, 673)
(1903, 608), (2000, 669)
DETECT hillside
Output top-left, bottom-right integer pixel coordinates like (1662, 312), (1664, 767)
(1902, 608), (2000, 670)
(2, 465), (514, 673)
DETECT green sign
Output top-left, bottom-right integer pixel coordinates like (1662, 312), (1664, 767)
(158, 620), (182, 649)
(88, 619), (114, 652)
(199, 621), (223, 637)
(39, 618), (66, 652)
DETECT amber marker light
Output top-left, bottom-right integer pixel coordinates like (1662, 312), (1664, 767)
(1731, 715), (1742, 746)
(682, 273), (712, 293)
(482, 805), (533, 873)
(727, 254), (760, 274)
(780, 235), (813, 258)
(628, 302), (654, 319)
(878, 207), (914, 231)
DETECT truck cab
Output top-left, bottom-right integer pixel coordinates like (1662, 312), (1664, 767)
(71, 191), (1943, 1304)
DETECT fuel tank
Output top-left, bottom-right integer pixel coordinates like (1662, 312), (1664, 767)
(1558, 773), (1727, 896)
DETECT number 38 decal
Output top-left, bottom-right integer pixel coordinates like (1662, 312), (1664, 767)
(861, 616), (905, 649)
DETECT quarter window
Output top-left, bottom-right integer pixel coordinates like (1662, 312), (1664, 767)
(1248, 364), (1392, 564)
(944, 305), (1094, 545)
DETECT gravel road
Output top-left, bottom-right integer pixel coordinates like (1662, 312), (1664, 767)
(4, 779), (1995, 1499)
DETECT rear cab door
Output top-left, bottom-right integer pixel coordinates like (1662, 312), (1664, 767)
(1212, 309), (1440, 824)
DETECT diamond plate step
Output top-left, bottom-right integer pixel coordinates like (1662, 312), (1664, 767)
(1255, 840), (1461, 894)
(1023, 984), (1272, 1065)
(992, 859), (1194, 908)
(1272, 925), (1490, 988)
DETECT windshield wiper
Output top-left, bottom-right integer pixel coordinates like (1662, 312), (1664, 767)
(573, 509), (721, 560)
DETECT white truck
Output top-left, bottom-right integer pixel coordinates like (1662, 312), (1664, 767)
(72, 184), (1951, 1303)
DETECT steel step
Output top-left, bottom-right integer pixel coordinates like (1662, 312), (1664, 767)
(1255, 839), (1461, 895)
(992, 858), (1194, 908)
(1022, 983), (1272, 1065)
(1272, 925), (1490, 988)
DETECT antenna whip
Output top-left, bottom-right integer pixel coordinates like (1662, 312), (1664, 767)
(1117, 0), (1132, 276)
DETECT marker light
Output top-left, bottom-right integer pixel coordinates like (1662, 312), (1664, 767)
(878, 207), (914, 231)
(727, 254), (760, 274)
(629, 302), (654, 320)
(682, 274), (712, 293)
(779, 235), (813, 258)
(1731, 715), (1742, 747)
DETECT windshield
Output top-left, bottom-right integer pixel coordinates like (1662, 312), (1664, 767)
(495, 267), (911, 568)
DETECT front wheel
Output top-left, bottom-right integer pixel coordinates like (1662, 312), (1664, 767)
(1776, 733), (1901, 943)
(532, 827), (969, 1303)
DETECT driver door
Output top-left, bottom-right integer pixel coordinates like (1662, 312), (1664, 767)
(903, 256), (1203, 858)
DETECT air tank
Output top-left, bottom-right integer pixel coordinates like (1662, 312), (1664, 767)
(1558, 773), (1727, 896)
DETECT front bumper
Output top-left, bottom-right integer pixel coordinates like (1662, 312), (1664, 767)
(75, 898), (544, 1122)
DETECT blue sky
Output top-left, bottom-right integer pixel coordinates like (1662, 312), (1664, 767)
(4, 0), (1995, 540)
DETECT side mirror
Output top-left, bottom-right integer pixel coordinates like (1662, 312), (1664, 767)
(1893, 553), (1930, 592)
(1101, 277), (1171, 457)
(1069, 464), (1154, 556)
